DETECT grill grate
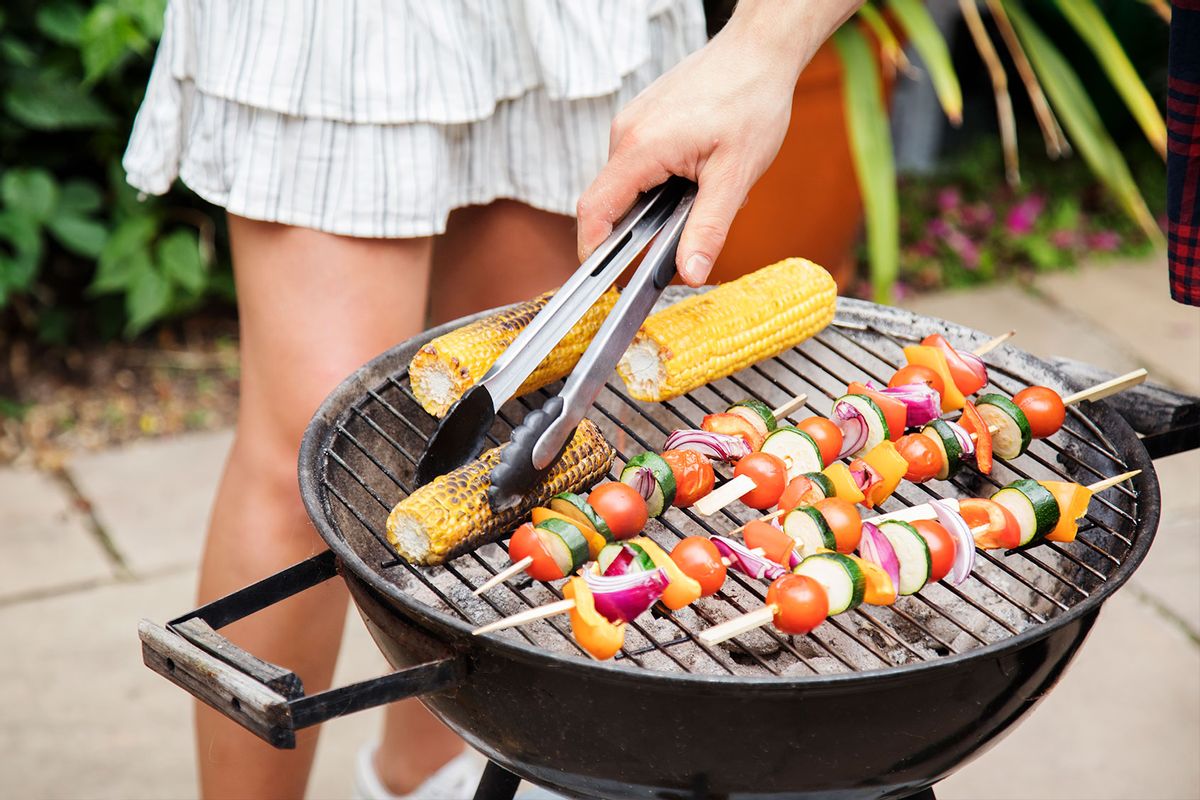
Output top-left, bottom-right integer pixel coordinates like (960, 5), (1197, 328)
(316, 312), (1142, 677)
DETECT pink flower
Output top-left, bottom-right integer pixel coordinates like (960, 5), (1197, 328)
(962, 203), (995, 228)
(1050, 230), (1077, 249)
(1005, 195), (1045, 235)
(926, 218), (952, 239)
(937, 188), (961, 213)
(1087, 230), (1121, 252)
(910, 240), (937, 258)
(944, 229), (980, 269)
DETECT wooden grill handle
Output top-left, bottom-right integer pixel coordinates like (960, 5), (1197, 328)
(138, 550), (465, 749)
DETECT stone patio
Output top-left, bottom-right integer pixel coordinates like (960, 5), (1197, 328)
(1, 254), (1196, 799)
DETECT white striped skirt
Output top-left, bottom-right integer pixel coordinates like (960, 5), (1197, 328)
(123, 0), (707, 238)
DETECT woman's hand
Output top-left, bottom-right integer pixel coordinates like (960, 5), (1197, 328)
(577, 0), (861, 286)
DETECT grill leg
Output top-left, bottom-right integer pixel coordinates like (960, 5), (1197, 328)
(905, 788), (936, 800)
(472, 760), (521, 800)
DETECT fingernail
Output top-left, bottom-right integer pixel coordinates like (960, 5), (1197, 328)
(682, 254), (712, 285)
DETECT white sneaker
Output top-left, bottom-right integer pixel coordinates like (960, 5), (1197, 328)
(353, 743), (486, 800)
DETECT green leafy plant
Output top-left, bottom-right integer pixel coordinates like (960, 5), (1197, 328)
(836, 0), (1167, 303)
(0, 0), (226, 340)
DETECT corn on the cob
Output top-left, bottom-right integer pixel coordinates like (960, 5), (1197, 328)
(617, 258), (836, 402)
(409, 288), (620, 418)
(387, 419), (614, 565)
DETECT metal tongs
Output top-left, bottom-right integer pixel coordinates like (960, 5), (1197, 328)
(414, 177), (697, 508)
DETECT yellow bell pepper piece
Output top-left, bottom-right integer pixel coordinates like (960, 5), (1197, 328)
(862, 441), (909, 508)
(902, 345), (966, 412)
(563, 577), (625, 660)
(822, 462), (865, 505)
(630, 537), (702, 610)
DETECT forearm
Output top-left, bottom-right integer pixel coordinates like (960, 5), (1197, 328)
(721, 0), (864, 85)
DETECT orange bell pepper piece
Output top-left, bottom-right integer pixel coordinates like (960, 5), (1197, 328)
(960, 401), (993, 474)
(1042, 481), (1093, 543)
(849, 555), (898, 606)
(902, 345), (966, 412)
(563, 577), (625, 660)
(861, 441), (908, 507)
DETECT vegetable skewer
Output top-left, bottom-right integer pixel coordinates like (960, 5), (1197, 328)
(698, 472), (1139, 646)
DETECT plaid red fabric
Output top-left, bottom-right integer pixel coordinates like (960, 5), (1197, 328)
(1169, 1), (1200, 305)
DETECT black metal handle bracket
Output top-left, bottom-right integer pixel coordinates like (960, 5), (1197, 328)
(138, 550), (465, 748)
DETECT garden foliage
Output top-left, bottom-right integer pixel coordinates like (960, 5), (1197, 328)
(0, 0), (228, 342)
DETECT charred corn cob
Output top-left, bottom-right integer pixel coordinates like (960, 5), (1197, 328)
(387, 419), (614, 565)
(617, 258), (836, 402)
(409, 288), (620, 418)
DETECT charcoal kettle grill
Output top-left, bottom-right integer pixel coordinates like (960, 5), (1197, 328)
(138, 292), (1198, 800)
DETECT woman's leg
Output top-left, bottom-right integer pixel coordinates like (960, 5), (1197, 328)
(427, 199), (579, 325)
(196, 215), (454, 800)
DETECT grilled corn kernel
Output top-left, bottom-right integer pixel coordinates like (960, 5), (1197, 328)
(386, 419), (614, 565)
(617, 258), (836, 402)
(409, 288), (620, 418)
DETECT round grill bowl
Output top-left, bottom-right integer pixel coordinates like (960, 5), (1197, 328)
(300, 296), (1161, 799)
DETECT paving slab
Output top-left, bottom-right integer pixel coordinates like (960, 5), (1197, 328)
(1036, 256), (1200, 395)
(0, 467), (114, 602)
(1131, 450), (1200, 637)
(66, 430), (234, 575)
(940, 588), (1200, 799)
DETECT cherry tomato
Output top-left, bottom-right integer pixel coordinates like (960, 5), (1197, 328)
(733, 452), (788, 510)
(1013, 386), (1066, 439)
(766, 574), (829, 634)
(960, 498), (1021, 550)
(670, 537), (727, 596)
(795, 417), (843, 466)
(587, 482), (648, 540)
(895, 433), (943, 483)
(813, 497), (862, 554)
(889, 364), (946, 398)
(912, 519), (956, 583)
(660, 449), (716, 508)
(778, 475), (825, 511)
(508, 523), (564, 581)
(744, 520), (796, 566)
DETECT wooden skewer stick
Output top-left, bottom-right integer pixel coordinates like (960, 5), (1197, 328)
(694, 475), (758, 516)
(1086, 470), (1140, 493)
(472, 556), (533, 596)
(473, 598), (576, 635)
(1062, 369), (1148, 407)
(971, 329), (1016, 356)
(770, 393), (809, 422)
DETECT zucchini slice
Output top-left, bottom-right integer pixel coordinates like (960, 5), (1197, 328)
(804, 471), (836, 500)
(620, 452), (677, 518)
(761, 426), (825, 478)
(921, 419), (963, 480)
(877, 521), (932, 595)
(794, 553), (866, 614)
(783, 505), (837, 556)
(550, 492), (613, 543)
(976, 394), (1032, 460)
(833, 394), (890, 457)
(534, 518), (590, 575)
(991, 479), (1060, 546)
(730, 399), (778, 433)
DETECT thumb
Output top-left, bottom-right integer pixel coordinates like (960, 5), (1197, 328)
(676, 165), (746, 287)
(576, 152), (671, 263)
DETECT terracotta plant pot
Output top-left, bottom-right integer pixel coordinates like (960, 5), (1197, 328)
(711, 42), (863, 290)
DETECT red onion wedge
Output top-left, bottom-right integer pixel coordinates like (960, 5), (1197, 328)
(711, 535), (787, 581)
(629, 467), (657, 502)
(958, 350), (989, 390)
(849, 460), (883, 493)
(866, 380), (942, 428)
(601, 546), (636, 576)
(833, 400), (870, 458)
(944, 420), (976, 458)
(663, 429), (752, 462)
(583, 568), (669, 623)
(857, 521), (901, 591)
(931, 499), (975, 585)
